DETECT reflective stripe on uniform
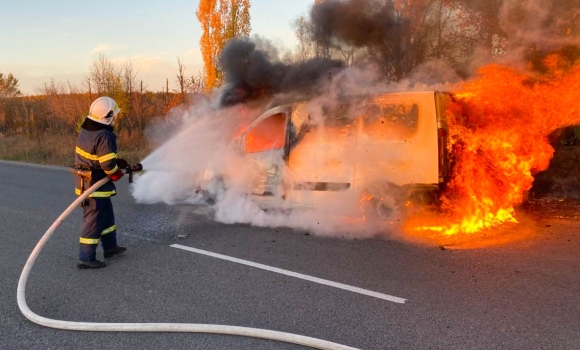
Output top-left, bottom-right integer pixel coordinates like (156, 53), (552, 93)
(76, 147), (117, 165)
(99, 152), (117, 163)
(90, 190), (116, 197)
(80, 237), (99, 244)
(75, 188), (117, 197)
(102, 225), (116, 235)
(75, 146), (99, 161)
(104, 165), (118, 175)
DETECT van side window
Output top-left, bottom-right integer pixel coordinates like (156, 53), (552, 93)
(361, 103), (419, 141)
(245, 113), (287, 153)
(295, 104), (357, 145)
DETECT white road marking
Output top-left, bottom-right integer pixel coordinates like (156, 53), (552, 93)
(170, 244), (407, 304)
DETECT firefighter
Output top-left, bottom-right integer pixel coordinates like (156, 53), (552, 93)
(73, 96), (127, 269)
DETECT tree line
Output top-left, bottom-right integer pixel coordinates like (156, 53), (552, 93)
(0, 54), (206, 138)
(284, 0), (579, 83)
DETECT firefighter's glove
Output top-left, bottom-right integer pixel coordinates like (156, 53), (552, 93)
(108, 168), (124, 181)
(117, 158), (129, 170)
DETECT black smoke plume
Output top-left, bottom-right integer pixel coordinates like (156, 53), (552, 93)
(311, 0), (403, 48)
(219, 37), (344, 106)
(309, 0), (413, 81)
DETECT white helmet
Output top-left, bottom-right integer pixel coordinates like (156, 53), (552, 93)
(87, 96), (120, 125)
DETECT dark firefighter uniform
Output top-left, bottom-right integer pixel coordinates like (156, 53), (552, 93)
(74, 117), (124, 263)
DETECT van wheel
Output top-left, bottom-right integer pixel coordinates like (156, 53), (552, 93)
(363, 182), (406, 222)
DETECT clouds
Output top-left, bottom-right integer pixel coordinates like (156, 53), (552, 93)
(91, 42), (123, 54)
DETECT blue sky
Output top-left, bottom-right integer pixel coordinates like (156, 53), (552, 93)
(0, 0), (315, 94)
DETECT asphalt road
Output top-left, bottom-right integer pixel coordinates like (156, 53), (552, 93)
(1, 160), (579, 350)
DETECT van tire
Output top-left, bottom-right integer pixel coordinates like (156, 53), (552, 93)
(363, 182), (406, 222)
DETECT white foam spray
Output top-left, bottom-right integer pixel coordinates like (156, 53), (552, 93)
(131, 66), (438, 239)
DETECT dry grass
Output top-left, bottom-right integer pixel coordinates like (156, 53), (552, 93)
(0, 132), (151, 166)
(116, 130), (151, 165)
(0, 134), (76, 165)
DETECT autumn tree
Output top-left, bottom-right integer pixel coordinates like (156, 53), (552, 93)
(88, 54), (122, 95)
(197, 0), (251, 91)
(0, 72), (22, 134)
(0, 72), (21, 101)
(121, 60), (138, 100)
(454, 0), (505, 56)
(292, 16), (319, 62)
(85, 54), (146, 132)
(37, 79), (87, 133)
(119, 60), (141, 132)
(221, 0), (251, 38)
(393, 0), (484, 67)
(186, 74), (206, 96)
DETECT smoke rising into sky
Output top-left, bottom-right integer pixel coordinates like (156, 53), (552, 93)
(219, 37), (344, 106)
(310, 0), (403, 48)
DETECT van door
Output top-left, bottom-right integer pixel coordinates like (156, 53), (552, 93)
(241, 109), (290, 204)
(355, 92), (439, 190)
(287, 104), (358, 212)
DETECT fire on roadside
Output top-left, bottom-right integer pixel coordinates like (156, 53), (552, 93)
(405, 54), (580, 247)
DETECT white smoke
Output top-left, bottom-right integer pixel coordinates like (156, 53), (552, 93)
(132, 98), (258, 205)
(130, 66), (450, 239)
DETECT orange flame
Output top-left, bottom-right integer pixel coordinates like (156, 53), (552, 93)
(406, 55), (580, 247)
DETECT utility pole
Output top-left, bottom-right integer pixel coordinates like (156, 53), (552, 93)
(165, 77), (170, 106)
(88, 78), (92, 100)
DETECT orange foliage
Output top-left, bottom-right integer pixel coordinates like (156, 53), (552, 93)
(197, 0), (220, 91)
(196, 0), (251, 92)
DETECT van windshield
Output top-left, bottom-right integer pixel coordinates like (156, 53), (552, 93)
(245, 112), (287, 153)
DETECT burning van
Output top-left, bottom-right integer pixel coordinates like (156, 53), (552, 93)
(201, 91), (453, 220)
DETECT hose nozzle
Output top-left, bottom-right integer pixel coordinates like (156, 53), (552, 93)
(125, 163), (143, 183)
(130, 163), (143, 172)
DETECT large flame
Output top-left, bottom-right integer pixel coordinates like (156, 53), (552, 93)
(406, 54), (580, 247)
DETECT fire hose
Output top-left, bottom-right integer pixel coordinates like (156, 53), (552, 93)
(16, 168), (359, 350)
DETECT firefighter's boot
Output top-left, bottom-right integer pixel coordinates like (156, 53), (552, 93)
(104, 246), (127, 259)
(77, 259), (107, 269)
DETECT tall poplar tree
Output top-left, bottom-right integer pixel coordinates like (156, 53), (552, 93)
(197, 0), (251, 91)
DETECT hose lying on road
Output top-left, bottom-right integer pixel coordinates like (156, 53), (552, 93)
(17, 178), (359, 350)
